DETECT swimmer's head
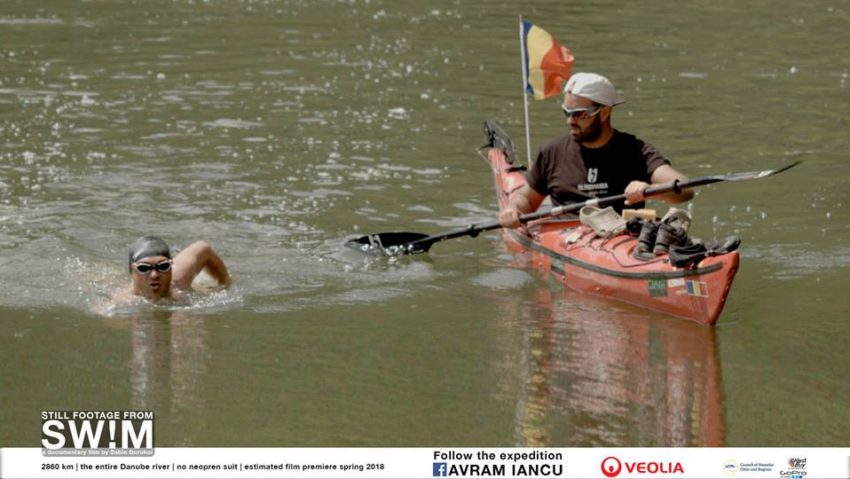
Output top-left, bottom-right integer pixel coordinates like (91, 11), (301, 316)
(128, 235), (171, 273)
(128, 235), (174, 301)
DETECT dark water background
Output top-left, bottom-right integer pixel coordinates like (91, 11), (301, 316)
(1, 0), (848, 446)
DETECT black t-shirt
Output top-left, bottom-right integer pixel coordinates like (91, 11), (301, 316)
(526, 130), (670, 212)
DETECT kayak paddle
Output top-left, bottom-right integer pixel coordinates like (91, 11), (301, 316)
(346, 160), (801, 255)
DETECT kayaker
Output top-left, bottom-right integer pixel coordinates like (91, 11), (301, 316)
(498, 72), (693, 229)
(119, 235), (231, 301)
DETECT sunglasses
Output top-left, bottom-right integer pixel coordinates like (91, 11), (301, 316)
(134, 259), (173, 274)
(562, 105), (603, 120)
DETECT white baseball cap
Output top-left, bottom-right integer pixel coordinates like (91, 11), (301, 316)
(564, 73), (625, 106)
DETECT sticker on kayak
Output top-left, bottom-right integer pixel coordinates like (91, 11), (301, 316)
(686, 280), (709, 297)
(648, 278), (667, 297)
(667, 278), (709, 297)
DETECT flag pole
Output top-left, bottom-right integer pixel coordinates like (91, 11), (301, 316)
(518, 16), (533, 166)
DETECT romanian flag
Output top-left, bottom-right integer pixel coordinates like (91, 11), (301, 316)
(522, 20), (574, 100)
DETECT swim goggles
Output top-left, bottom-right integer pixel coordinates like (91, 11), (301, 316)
(133, 259), (173, 274)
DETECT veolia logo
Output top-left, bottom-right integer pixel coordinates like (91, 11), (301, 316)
(601, 457), (622, 478)
(601, 456), (685, 477)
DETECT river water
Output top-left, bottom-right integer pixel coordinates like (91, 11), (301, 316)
(1, 0), (848, 447)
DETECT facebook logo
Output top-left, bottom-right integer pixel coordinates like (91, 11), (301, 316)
(433, 462), (447, 476)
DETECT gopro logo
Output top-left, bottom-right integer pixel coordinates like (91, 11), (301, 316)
(433, 463), (447, 476)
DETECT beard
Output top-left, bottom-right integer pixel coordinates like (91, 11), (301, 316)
(570, 115), (603, 143)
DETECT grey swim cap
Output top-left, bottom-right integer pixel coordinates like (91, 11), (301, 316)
(129, 235), (171, 270)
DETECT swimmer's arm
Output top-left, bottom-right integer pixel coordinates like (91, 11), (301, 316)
(172, 240), (231, 289)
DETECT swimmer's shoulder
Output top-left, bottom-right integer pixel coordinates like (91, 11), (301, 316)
(111, 286), (135, 304)
(92, 287), (136, 316)
(169, 287), (191, 303)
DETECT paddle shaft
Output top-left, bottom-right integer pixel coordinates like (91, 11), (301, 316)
(402, 180), (684, 250)
(401, 161), (800, 252)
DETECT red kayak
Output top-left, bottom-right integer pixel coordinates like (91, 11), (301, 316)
(485, 128), (739, 326)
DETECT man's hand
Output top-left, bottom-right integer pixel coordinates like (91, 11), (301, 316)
(624, 180), (650, 206)
(498, 206), (522, 229)
(498, 184), (545, 229)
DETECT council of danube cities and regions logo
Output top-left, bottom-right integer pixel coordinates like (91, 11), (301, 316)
(41, 410), (155, 457)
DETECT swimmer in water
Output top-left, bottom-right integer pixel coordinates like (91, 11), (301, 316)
(121, 235), (231, 301)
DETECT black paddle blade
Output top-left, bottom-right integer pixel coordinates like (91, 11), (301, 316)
(722, 160), (802, 182)
(677, 160), (803, 190)
(345, 232), (431, 255)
